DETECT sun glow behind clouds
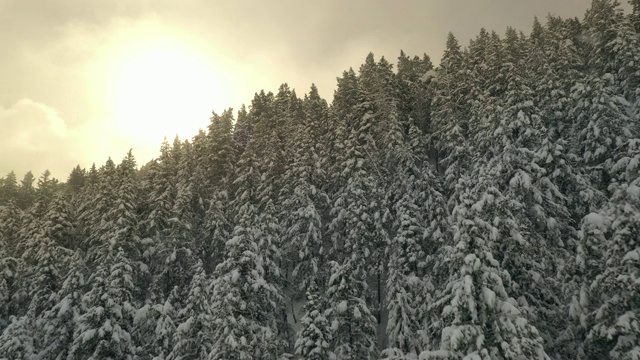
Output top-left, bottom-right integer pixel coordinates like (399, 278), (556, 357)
(103, 21), (231, 155)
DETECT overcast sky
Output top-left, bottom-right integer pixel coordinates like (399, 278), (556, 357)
(0, 0), (605, 181)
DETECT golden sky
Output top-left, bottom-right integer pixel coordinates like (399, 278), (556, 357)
(0, 0), (603, 181)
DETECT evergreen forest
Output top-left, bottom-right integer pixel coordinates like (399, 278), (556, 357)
(1, 0), (640, 359)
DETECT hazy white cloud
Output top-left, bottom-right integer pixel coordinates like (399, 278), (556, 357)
(0, 99), (79, 179)
(0, 99), (136, 179)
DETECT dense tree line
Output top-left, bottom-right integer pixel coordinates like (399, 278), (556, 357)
(1, 1), (639, 359)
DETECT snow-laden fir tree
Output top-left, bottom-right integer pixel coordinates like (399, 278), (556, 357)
(133, 299), (177, 360)
(423, 176), (547, 360)
(570, 73), (635, 195)
(67, 248), (137, 360)
(326, 260), (377, 360)
(168, 261), (213, 360)
(280, 85), (331, 296)
(146, 140), (198, 310)
(36, 252), (86, 360)
(384, 127), (447, 357)
(209, 137), (287, 359)
(395, 50), (433, 135)
(430, 32), (473, 185)
(384, 187), (427, 358)
(582, 142), (640, 360)
(294, 280), (333, 360)
(201, 109), (237, 273)
(80, 158), (117, 265)
(0, 314), (35, 360)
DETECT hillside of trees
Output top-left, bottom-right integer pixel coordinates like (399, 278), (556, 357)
(1, 1), (640, 359)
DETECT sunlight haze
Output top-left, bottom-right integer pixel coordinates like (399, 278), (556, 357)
(0, 0), (603, 180)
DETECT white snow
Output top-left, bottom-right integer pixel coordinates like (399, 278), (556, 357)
(623, 249), (640, 262)
(626, 184), (640, 199)
(177, 317), (193, 333)
(336, 301), (348, 314)
(482, 287), (496, 308)
(500, 300), (520, 316)
(583, 212), (605, 228)
(353, 307), (361, 319)
(615, 311), (636, 330)
(57, 297), (71, 317)
(231, 269), (240, 283)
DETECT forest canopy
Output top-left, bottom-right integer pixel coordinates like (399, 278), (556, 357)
(1, 1), (640, 359)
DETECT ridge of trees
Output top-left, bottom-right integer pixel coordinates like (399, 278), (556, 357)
(1, 1), (640, 359)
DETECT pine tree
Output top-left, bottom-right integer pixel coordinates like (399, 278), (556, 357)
(67, 165), (86, 192)
(81, 158), (117, 265)
(326, 261), (377, 360)
(430, 32), (474, 189)
(36, 252), (86, 360)
(631, 0), (640, 32)
(423, 177), (546, 360)
(0, 249), (19, 332)
(169, 261), (213, 360)
(0, 171), (18, 206)
(280, 87), (330, 295)
(396, 51), (433, 135)
(384, 127), (448, 356)
(135, 300), (177, 360)
(570, 74), (635, 194)
(0, 314), (35, 360)
(209, 136), (287, 359)
(294, 281), (333, 360)
(582, 144), (640, 359)
(202, 108), (237, 274)
(68, 248), (137, 360)
(139, 139), (176, 257)
(584, 184), (640, 359)
(17, 171), (36, 210)
(385, 188), (426, 356)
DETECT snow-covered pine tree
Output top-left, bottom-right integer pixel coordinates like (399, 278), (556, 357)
(0, 171), (19, 206)
(326, 260), (377, 360)
(280, 85), (331, 297)
(18, 193), (75, 324)
(384, 183), (427, 357)
(584, 190), (640, 359)
(0, 200), (20, 256)
(253, 110), (292, 352)
(146, 139), (198, 309)
(80, 157), (117, 266)
(68, 248), (137, 360)
(202, 108), (237, 274)
(584, 0), (630, 76)
(570, 73), (635, 195)
(395, 50), (433, 135)
(294, 280), (333, 360)
(139, 139), (175, 247)
(326, 68), (359, 198)
(582, 142), (640, 360)
(168, 261), (213, 360)
(631, 0), (640, 32)
(0, 202), (21, 332)
(430, 32), (473, 185)
(209, 134), (287, 359)
(422, 176), (547, 360)
(36, 252), (86, 360)
(566, 209), (610, 360)
(384, 124), (448, 357)
(133, 299), (176, 360)
(0, 314), (35, 360)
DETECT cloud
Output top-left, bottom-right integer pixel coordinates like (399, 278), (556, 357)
(0, 99), (133, 180)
